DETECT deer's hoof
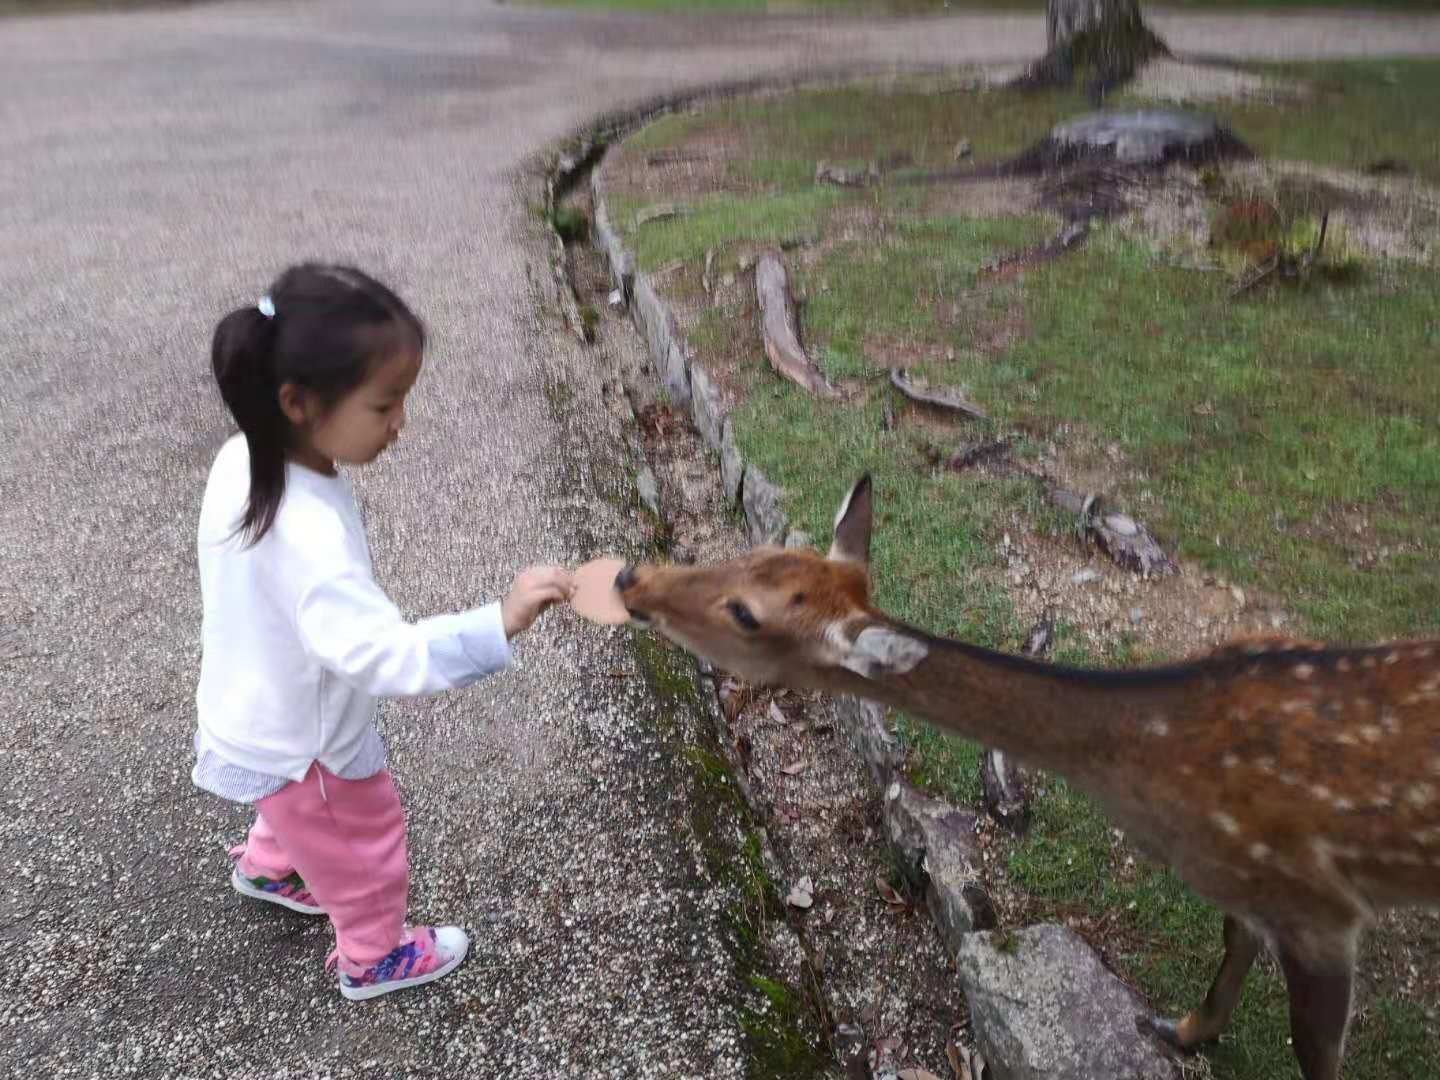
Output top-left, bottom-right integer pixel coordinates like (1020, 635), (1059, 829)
(1137, 1014), (1189, 1050)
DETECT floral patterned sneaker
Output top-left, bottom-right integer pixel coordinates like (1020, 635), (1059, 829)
(327, 926), (470, 1001)
(228, 846), (324, 916)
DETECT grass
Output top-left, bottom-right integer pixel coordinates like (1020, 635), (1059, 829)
(974, 228), (1440, 643)
(1129, 58), (1440, 183)
(609, 189), (848, 270)
(641, 84), (1093, 186)
(602, 62), (1440, 1079)
(799, 210), (1056, 379)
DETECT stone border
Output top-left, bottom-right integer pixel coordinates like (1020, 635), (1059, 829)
(588, 147), (1004, 945)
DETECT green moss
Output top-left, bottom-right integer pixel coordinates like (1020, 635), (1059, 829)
(547, 203), (591, 245)
(631, 632), (828, 1078)
(740, 974), (833, 1078)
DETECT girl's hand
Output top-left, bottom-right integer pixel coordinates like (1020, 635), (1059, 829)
(501, 566), (576, 639)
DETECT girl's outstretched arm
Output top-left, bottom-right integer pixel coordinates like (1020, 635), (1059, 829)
(295, 570), (516, 697)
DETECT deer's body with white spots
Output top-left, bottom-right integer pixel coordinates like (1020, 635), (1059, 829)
(614, 476), (1440, 1080)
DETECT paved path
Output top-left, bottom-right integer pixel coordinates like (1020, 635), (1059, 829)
(3, 3), (1438, 1077)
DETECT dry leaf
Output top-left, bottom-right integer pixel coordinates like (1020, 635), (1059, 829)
(876, 875), (907, 907)
(768, 700), (787, 725)
(780, 760), (807, 776)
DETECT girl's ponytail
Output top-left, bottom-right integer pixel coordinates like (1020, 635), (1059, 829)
(211, 305), (287, 546)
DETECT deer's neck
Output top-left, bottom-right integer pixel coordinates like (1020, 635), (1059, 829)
(836, 627), (1189, 784)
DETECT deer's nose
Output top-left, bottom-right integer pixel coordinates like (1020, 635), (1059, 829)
(614, 564), (638, 593)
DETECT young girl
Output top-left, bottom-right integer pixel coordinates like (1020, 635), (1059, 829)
(195, 262), (574, 1000)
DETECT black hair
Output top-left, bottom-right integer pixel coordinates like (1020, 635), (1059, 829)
(210, 263), (425, 546)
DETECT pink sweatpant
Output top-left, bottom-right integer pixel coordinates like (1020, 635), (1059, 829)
(239, 764), (409, 965)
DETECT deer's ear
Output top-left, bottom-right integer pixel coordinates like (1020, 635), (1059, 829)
(828, 474), (873, 566)
(841, 626), (928, 679)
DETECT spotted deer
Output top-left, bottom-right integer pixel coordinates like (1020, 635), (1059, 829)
(614, 476), (1440, 1080)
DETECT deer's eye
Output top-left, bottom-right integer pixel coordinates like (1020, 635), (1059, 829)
(727, 600), (761, 631)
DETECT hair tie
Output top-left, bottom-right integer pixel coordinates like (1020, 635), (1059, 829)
(257, 295), (276, 319)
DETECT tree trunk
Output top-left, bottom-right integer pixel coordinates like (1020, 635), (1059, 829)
(1022, 0), (1167, 99)
(1048, 0), (1145, 51)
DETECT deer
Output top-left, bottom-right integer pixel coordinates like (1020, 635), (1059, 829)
(612, 475), (1440, 1080)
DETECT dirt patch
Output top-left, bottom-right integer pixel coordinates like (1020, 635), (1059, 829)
(918, 176), (1057, 222)
(946, 428), (1294, 660)
(1240, 160), (1440, 265)
(1128, 57), (1311, 106)
(1129, 159), (1440, 266)
(606, 125), (756, 202)
(1291, 495), (1434, 577)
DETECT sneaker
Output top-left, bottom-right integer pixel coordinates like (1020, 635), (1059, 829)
(327, 926), (470, 1001)
(230, 865), (325, 916)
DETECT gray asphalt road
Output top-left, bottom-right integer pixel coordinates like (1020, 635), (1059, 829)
(3, 3), (1439, 1077)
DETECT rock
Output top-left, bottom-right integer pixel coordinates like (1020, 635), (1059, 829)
(719, 418), (745, 507)
(1071, 568), (1100, 586)
(884, 780), (997, 954)
(590, 174), (634, 298)
(1129, 607), (1145, 625)
(957, 925), (1180, 1080)
(783, 530), (813, 550)
(633, 276), (690, 407)
(607, 287), (626, 312)
(815, 160), (869, 187)
(1049, 109), (1228, 167)
(954, 138), (973, 161)
(741, 467), (787, 546)
(688, 363), (725, 452)
(834, 696), (904, 788)
(635, 466), (660, 517)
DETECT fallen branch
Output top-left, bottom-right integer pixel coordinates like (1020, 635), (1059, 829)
(983, 220), (1090, 275)
(815, 159), (876, 188)
(890, 368), (987, 421)
(1049, 488), (1176, 576)
(754, 250), (838, 397)
(633, 202), (691, 228)
(1229, 255), (1279, 298)
(645, 151), (709, 167)
(1302, 210), (1330, 271)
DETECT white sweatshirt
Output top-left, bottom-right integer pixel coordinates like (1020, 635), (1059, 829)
(194, 435), (512, 781)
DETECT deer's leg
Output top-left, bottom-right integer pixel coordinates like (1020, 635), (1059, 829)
(1276, 942), (1354, 1080)
(1145, 914), (1262, 1048)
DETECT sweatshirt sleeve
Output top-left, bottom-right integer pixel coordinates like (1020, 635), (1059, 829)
(294, 570), (513, 697)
